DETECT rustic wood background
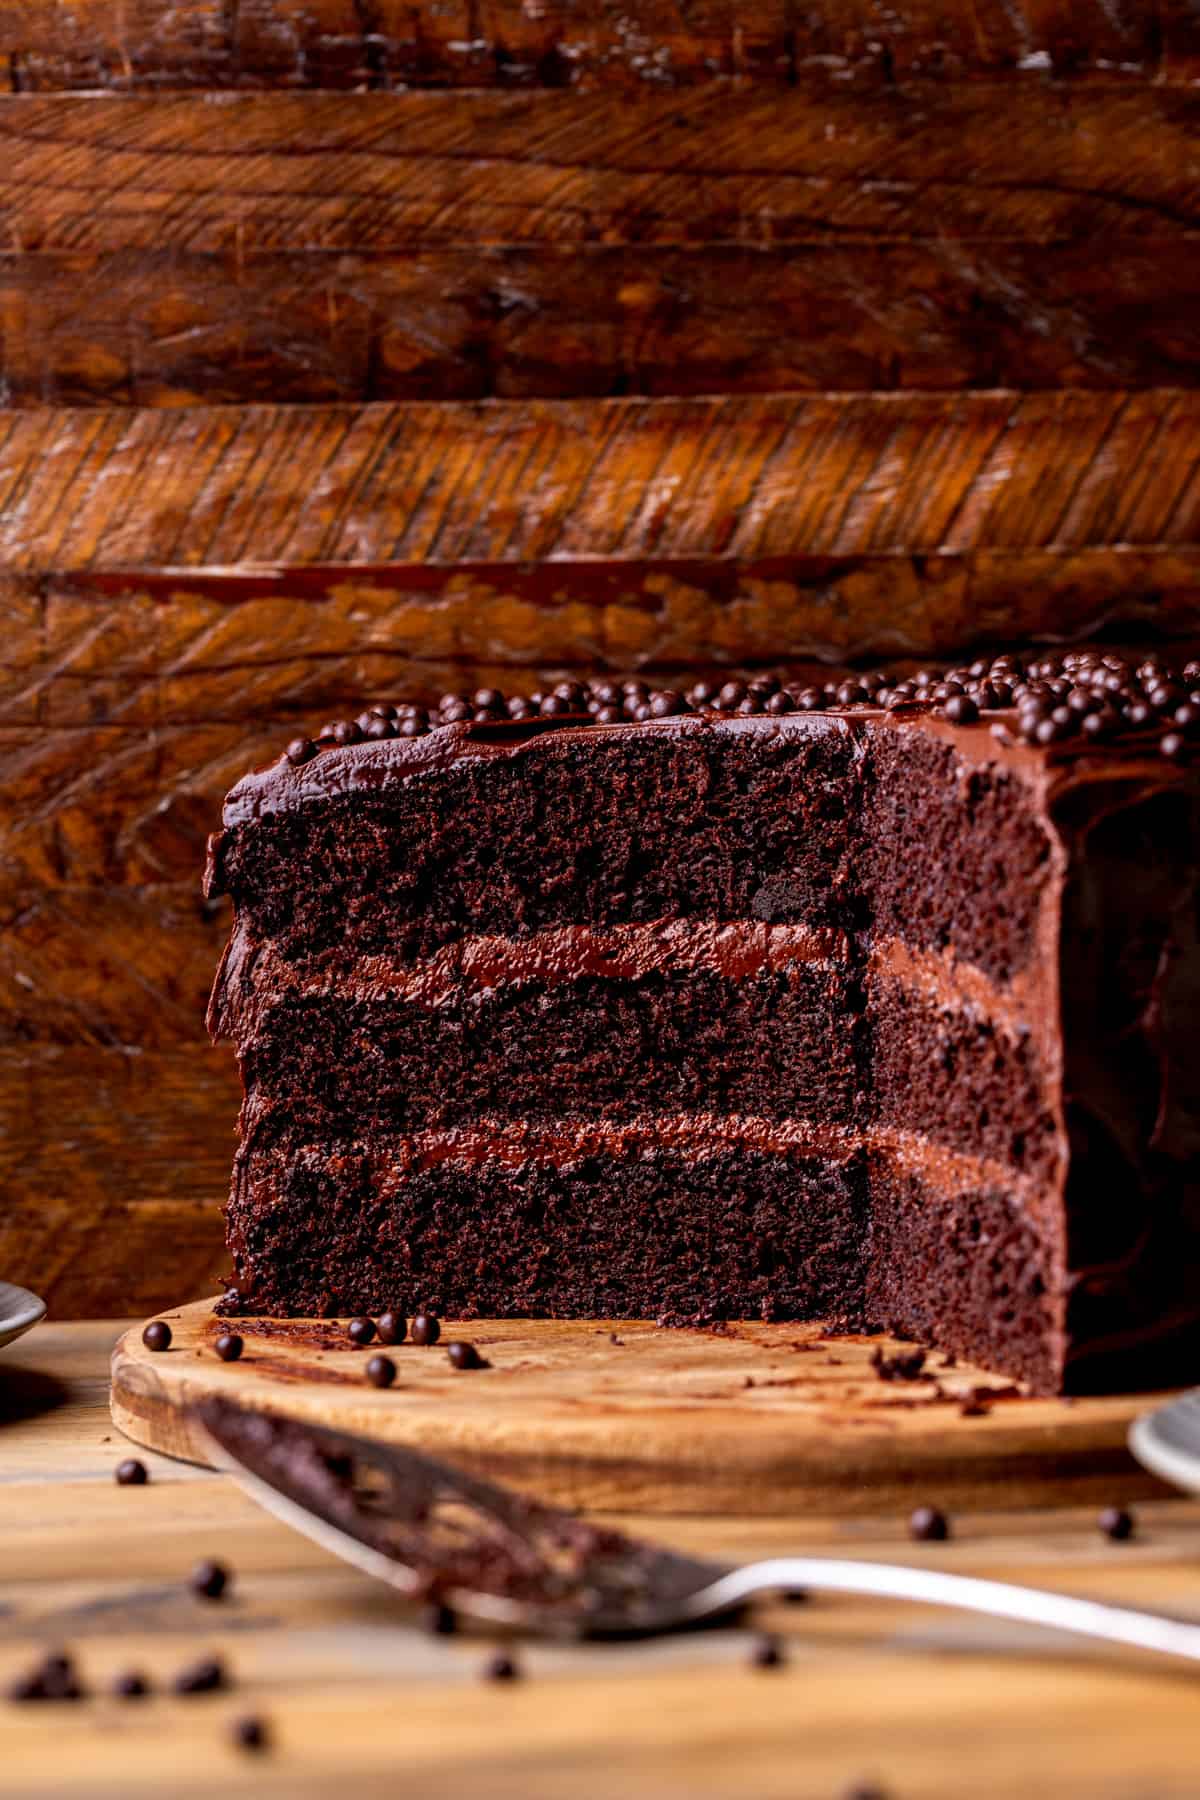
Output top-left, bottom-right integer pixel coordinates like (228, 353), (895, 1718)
(1, 1), (1198, 1317)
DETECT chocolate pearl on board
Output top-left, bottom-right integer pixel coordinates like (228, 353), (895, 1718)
(1098, 1505), (1135, 1542)
(482, 1651), (521, 1682)
(115, 1458), (148, 1486)
(908, 1505), (949, 1542)
(190, 1558), (230, 1601)
(347, 1316), (376, 1347)
(446, 1341), (487, 1371)
(142, 1320), (172, 1352)
(411, 1313), (442, 1346)
(113, 1671), (151, 1699)
(423, 1601), (458, 1635)
(231, 1714), (270, 1752)
(366, 1354), (397, 1388)
(750, 1635), (786, 1669)
(174, 1656), (226, 1695)
(376, 1311), (407, 1345)
(215, 1333), (244, 1362)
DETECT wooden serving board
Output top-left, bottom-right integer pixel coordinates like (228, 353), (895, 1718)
(110, 1300), (1171, 1516)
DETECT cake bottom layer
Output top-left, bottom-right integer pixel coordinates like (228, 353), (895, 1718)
(222, 1126), (1072, 1389)
(224, 1138), (872, 1327)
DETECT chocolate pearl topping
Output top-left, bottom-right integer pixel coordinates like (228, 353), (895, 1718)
(279, 649), (1200, 765)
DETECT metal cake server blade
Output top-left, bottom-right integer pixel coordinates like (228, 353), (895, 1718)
(195, 1398), (1200, 1663)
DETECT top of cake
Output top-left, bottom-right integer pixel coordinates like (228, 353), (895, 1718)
(210, 644), (1200, 843)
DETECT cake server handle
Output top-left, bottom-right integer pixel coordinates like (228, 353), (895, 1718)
(684, 1557), (1200, 1666)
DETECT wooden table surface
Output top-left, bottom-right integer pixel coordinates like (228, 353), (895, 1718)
(3, 1322), (1200, 1798)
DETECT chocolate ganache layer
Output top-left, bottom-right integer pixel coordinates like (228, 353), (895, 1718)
(206, 648), (1200, 1393)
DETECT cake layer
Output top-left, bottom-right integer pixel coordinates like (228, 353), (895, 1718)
(210, 714), (1055, 984)
(226, 1125), (873, 1326)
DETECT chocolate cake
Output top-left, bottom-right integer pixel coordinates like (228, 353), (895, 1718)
(205, 650), (1200, 1394)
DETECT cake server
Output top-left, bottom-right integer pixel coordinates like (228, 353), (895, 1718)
(195, 1397), (1200, 1665)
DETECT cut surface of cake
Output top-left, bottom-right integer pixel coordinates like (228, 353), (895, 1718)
(205, 651), (1200, 1394)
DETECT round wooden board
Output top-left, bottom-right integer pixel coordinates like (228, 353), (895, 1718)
(111, 1300), (1173, 1517)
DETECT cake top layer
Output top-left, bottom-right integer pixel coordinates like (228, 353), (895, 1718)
(215, 645), (1200, 836)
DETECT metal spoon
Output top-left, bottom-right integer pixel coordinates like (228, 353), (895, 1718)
(194, 1398), (1200, 1664)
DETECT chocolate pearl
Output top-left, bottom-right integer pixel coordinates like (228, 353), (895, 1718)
(1161, 732), (1186, 760)
(411, 1312), (442, 1346)
(1175, 702), (1200, 732)
(231, 1715), (270, 1753)
(174, 1656), (225, 1696)
(473, 688), (504, 712)
(1098, 1504), (1135, 1542)
(142, 1320), (172, 1352)
(764, 691), (794, 715)
(795, 686), (824, 711)
(735, 693), (763, 715)
(376, 1310), (407, 1346)
(539, 694), (570, 717)
(446, 1341), (486, 1371)
(931, 681), (963, 702)
(112, 1670), (151, 1699)
(750, 1635), (785, 1669)
(594, 705), (625, 725)
(622, 679), (649, 700)
(590, 680), (622, 706)
(716, 681), (746, 710)
(215, 1332), (244, 1362)
(482, 1651), (520, 1682)
(38, 1652), (84, 1702)
(423, 1601), (458, 1636)
(347, 1316), (376, 1347)
(1124, 700), (1153, 728)
(330, 719), (362, 747)
(505, 700), (536, 722)
(284, 737), (315, 766)
(836, 681), (868, 706)
(748, 673), (781, 696)
(396, 715), (429, 737)
(370, 703), (400, 718)
(908, 1504), (949, 1542)
(441, 700), (472, 724)
(648, 689), (684, 718)
(1082, 707), (1118, 739)
(363, 714), (395, 740)
(190, 1558), (230, 1601)
(366, 1354), (396, 1388)
(553, 680), (588, 707)
(115, 1458), (148, 1486)
(942, 694), (978, 724)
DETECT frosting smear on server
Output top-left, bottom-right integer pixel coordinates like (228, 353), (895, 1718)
(205, 649), (1200, 1394)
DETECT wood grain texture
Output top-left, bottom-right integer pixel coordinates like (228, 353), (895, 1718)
(0, 1050), (235, 1316)
(2, 392), (1198, 575)
(1, 0), (1193, 92)
(7, 1322), (1200, 1799)
(9, 238), (1200, 406)
(110, 1300), (1172, 1515)
(7, 88), (1198, 256)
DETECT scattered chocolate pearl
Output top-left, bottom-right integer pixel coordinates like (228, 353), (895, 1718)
(411, 1313), (442, 1347)
(1098, 1504), (1135, 1542)
(284, 737), (315, 766)
(366, 1354), (397, 1388)
(376, 1310), (407, 1345)
(347, 1316), (377, 1347)
(231, 1715), (270, 1753)
(214, 1332), (244, 1363)
(481, 1651), (521, 1682)
(112, 1670), (151, 1699)
(173, 1656), (226, 1695)
(142, 1320), (172, 1352)
(749, 1635), (785, 1669)
(908, 1505), (950, 1543)
(446, 1341), (488, 1371)
(8, 1653), (85, 1704)
(422, 1601), (458, 1636)
(190, 1558), (230, 1601)
(115, 1457), (148, 1486)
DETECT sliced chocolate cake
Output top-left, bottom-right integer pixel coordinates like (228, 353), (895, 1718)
(205, 651), (1200, 1394)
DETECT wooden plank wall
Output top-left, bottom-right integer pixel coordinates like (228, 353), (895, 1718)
(1, 1), (1198, 1316)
